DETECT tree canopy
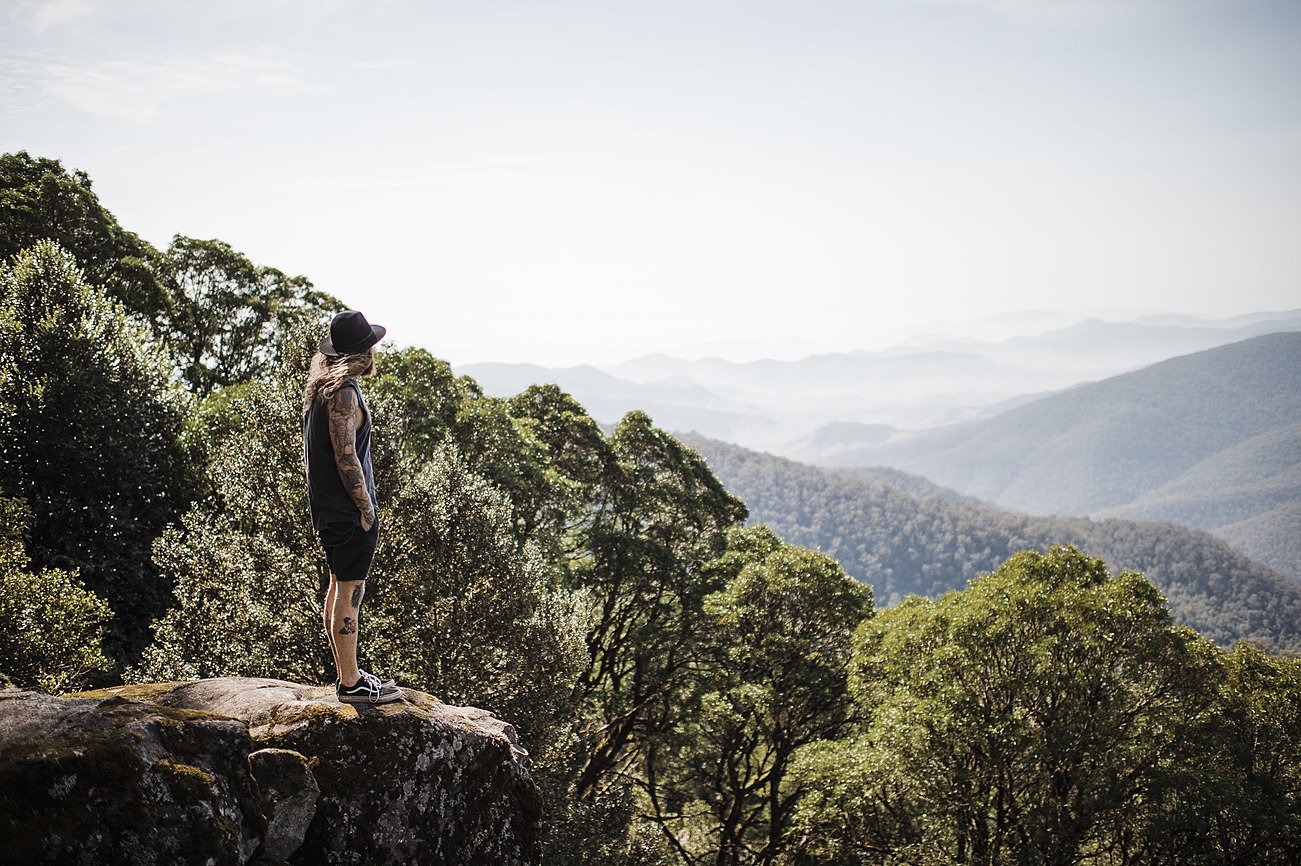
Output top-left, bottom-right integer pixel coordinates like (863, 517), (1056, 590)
(789, 547), (1301, 866)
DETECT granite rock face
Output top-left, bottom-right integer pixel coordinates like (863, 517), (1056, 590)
(0, 677), (540, 865)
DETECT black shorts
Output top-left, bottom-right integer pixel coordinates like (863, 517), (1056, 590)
(317, 520), (378, 582)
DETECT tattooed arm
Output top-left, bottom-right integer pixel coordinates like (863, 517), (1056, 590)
(327, 383), (376, 530)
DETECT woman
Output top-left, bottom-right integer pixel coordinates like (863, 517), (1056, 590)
(302, 309), (401, 704)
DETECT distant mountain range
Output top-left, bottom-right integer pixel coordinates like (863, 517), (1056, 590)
(458, 309), (1301, 453)
(816, 332), (1301, 581)
(683, 435), (1301, 655)
(458, 313), (1301, 583)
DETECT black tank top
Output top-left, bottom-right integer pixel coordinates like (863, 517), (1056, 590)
(303, 380), (377, 533)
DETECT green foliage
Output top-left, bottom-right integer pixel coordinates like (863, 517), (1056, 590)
(569, 411), (748, 801)
(1223, 645), (1301, 842)
(366, 347), (470, 475)
(130, 379), (330, 684)
(647, 527), (872, 865)
(502, 384), (611, 544)
(1146, 643), (1301, 865)
(0, 496), (113, 692)
(158, 235), (344, 396)
(363, 352), (600, 549)
(0, 240), (198, 660)
(133, 507), (323, 683)
(539, 775), (674, 866)
(366, 442), (590, 741)
(0, 153), (343, 400)
(0, 151), (168, 326)
(788, 547), (1301, 866)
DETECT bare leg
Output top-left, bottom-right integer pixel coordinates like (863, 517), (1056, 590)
(322, 575), (340, 678)
(325, 576), (366, 687)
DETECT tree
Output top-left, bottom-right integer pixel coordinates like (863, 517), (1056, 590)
(131, 376), (327, 685)
(366, 441), (589, 741)
(568, 412), (749, 802)
(790, 546), (1219, 866)
(0, 496), (113, 692)
(159, 235), (344, 396)
(649, 526), (872, 866)
(1207, 643), (1301, 863)
(0, 241), (198, 660)
(1124, 642), (1301, 866)
(0, 153), (345, 398)
(501, 384), (611, 545)
(0, 151), (168, 327)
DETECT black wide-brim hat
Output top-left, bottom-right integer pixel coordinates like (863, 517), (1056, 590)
(320, 310), (386, 357)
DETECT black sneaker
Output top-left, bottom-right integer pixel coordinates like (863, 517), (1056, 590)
(338, 675), (402, 704)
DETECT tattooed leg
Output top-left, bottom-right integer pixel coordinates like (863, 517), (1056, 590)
(330, 578), (365, 687)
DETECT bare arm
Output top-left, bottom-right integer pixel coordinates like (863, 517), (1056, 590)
(327, 384), (375, 530)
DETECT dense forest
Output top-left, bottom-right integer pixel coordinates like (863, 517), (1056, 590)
(685, 436), (1301, 655)
(3, 151), (1300, 865)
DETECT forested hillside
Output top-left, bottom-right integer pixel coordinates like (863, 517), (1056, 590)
(5, 151), (1301, 865)
(1098, 421), (1301, 580)
(686, 435), (1301, 654)
(822, 333), (1301, 580)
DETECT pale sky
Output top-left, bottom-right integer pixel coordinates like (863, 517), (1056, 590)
(3, 0), (1299, 365)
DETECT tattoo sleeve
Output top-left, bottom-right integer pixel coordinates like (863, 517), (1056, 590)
(327, 383), (376, 526)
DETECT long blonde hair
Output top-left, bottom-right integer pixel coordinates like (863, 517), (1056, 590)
(303, 349), (375, 415)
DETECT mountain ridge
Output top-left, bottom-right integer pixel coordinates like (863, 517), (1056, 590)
(455, 311), (1301, 453)
(815, 332), (1301, 579)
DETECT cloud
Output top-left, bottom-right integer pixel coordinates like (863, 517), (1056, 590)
(4, 50), (319, 122)
(349, 58), (417, 71)
(29, 0), (98, 29)
(277, 153), (554, 195)
(914, 0), (1180, 27)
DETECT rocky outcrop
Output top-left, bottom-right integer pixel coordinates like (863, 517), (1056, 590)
(0, 677), (540, 865)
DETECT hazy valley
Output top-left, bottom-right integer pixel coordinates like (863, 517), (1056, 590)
(458, 309), (1301, 454)
(460, 314), (1301, 585)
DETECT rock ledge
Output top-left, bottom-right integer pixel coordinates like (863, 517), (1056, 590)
(0, 677), (540, 865)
